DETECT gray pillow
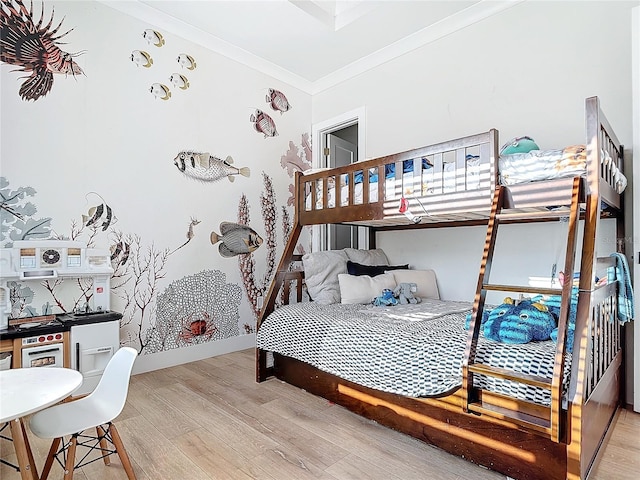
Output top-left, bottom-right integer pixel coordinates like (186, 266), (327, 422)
(302, 250), (349, 304)
(344, 248), (389, 266)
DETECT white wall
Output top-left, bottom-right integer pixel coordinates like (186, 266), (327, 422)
(632, 5), (639, 412)
(313, 0), (636, 300)
(1, 0), (312, 371)
(378, 220), (618, 303)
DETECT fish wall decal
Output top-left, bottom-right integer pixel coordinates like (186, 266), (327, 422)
(150, 83), (171, 100)
(169, 73), (189, 90)
(0, 0), (85, 101)
(266, 88), (292, 114)
(173, 151), (250, 182)
(177, 53), (196, 70)
(131, 50), (153, 68)
(210, 222), (263, 257)
(250, 109), (278, 138)
(143, 29), (164, 47)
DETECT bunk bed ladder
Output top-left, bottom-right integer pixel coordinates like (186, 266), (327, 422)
(462, 176), (585, 442)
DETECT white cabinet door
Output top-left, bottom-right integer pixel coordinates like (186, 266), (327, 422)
(70, 320), (120, 396)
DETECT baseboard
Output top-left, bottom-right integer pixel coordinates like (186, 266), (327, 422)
(131, 334), (255, 374)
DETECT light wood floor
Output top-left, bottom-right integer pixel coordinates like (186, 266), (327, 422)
(2, 348), (639, 479)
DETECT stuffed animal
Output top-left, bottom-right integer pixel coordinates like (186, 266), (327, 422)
(483, 297), (556, 344)
(372, 288), (398, 307)
(499, 136), (540, 155)
(532, 290), (578, 353)
(393, 282), (421, 304)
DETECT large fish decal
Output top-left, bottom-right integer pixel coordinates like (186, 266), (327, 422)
(250, 109), (278, 138)
(0, 0), (85, 101)
(210, 222), (263, 257)
(173, 151), (250, 182)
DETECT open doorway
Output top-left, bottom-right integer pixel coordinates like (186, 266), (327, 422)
(311, 108), (367, 252)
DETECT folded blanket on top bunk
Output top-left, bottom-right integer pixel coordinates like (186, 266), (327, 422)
(257, 299), (571, 406)
(499, 145), (627, 193)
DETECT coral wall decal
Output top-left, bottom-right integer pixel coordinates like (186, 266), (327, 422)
(0, 177), (52, 246)
(144, 269), (241, 353)
(111, 234), (169, 352)
(280, 133), (312, 206)
(238, 172), (277, 330)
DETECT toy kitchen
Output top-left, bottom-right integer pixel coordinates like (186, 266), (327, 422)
(0, 240), (121, 396)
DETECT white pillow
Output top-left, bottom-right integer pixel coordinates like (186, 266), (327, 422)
(389, 269), (440, 300)
(344, 248), (389, 266)
(302, 250), (348, 304)
(338, 273), (396, 304)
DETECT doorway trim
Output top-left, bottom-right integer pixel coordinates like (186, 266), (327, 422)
(631, 5), (639, 412)
(311, 107), (367, 252)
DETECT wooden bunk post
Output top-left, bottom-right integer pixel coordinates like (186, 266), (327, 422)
(566, 96), (623, 479)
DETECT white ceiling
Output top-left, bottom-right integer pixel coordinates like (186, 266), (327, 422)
(101, 0), (523, 94)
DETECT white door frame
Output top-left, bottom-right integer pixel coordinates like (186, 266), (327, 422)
(631, 5), (639, 412)
(311, 107), (367, 252)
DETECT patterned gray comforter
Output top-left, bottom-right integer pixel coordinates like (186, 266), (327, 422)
(256, 299), (571, 405)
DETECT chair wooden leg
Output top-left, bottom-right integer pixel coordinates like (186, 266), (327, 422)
(108, 423), (136, 479)
(96, 425), (111, 466)
(39, 437), (61, 480)
(63, 435), (77, 480)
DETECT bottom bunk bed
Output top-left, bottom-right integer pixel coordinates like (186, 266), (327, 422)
(257, 270), (623, 480)
(255, 97), (630, 480)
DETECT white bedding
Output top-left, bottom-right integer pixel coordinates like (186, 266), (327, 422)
(499, 146), (627, 193)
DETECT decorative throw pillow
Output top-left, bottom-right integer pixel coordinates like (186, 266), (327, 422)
(344, 248), (389, 266)
(338, 273), (396, 305)
(389, 269), (440, 300)
(302, 250), (349, 304)
(347, 261), (409, 277)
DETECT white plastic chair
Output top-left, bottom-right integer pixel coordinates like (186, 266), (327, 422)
(29, 347), (138, 480)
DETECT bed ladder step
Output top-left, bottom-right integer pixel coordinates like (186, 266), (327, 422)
(482, 284), (562, 296)
(468, 363), (552, 390)
(496, 209), (572, 221)
(466, 401), (551, 435)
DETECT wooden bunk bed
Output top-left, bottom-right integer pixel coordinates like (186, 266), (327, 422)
(255, 96), (627, 480)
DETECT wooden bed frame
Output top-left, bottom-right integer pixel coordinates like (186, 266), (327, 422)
(256, 97), (626, 480)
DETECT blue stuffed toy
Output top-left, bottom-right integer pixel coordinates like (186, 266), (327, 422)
(500, 136), (540, 155)
(372, 289), (398, 307)
(532, 290), (578, 353)
(482, 297), (557, 344)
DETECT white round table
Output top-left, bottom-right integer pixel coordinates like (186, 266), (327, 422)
(0, 367), (83, 480)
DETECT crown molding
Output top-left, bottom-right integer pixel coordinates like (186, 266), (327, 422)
(98, 0), (525, 96)
(310, 0), (525, 94)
